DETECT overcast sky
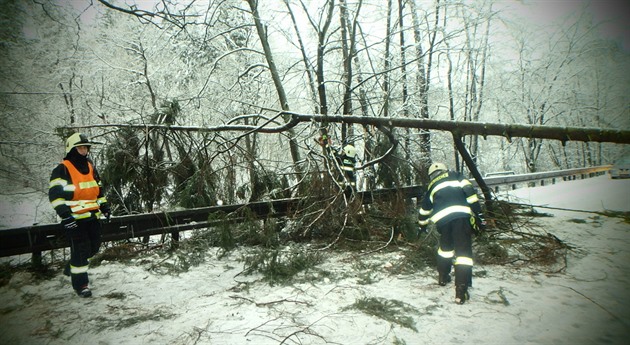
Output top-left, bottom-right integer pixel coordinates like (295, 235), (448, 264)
(508, 0), (629, 51)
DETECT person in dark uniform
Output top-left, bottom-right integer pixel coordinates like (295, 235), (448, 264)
(49, 133), (110, 298)
(418, 162), (485, 304)
(334, 144), (357, 199)
(318, 134), (358, 200)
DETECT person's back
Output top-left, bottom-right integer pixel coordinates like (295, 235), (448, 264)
(422, 170), (478, 226)
(419, 163), (484, 304)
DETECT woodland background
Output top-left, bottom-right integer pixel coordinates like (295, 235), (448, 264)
(0, 0), (629, 222)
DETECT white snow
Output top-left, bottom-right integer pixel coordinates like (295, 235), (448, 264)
(1, 175), (629, 344)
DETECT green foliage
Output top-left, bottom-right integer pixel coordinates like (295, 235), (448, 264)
(175, 210), (283, 260)
(241, 247), (324, 286)
(398, 239), (438, 274)
(101, 128), (143, 213)
(345, 297), (419, 332)
(352, 260), (382, 285)
(0, 262), (13, 287)
(170, 144), (218, 209)
(92, 242), (143, 265)
(102, 127), (168, 213)
(93, 306), (175, 331)
(598, 210), (630, 224)
(393, 337), (408, 345)
(249, 167), (291, 201)
(176, 169), (218, 209)
(475, 241), (509, 265)
(144, 227), (223, 275)
(393, 210), (421, 242)
(156, 100), (180, 125)
(203, 211), (236, 254)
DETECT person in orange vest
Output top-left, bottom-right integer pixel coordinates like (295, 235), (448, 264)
(49, 133), (110, 298)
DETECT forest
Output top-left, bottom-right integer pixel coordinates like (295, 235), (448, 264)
(0, 0), (628, 222)
(2, 4), (630, 343)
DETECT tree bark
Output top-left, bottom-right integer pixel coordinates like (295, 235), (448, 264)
(67, 115), (630, 144)
(246, 0), (302, 181)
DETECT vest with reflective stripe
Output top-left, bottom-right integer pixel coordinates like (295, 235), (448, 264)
(62, 160), (100, 216)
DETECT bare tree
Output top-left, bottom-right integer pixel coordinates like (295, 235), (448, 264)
(246, 1), (304, 181)
(409, 0), (441, 179)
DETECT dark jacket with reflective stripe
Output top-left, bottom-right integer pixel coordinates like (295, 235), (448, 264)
(418, 170), (482, 227)
(323, 144), (356, 186)
(336, 152), (356, 185)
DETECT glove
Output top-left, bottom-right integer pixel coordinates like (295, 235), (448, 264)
(418, 221), (428, 235)
(318, 134), (331, 147)
(100, 204), (111, 222)
(474, 214), (487, 232)
(61, 217), (78, 230)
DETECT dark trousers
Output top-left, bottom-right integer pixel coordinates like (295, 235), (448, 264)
(66, 218), (102, 290)
(437, 217), (473, 287)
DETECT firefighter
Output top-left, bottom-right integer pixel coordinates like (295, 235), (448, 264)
(318, 134), (357, 199)
(49, 133), (110, 298)
(336, 143), (357, 198)
(418, 162), (485, 304)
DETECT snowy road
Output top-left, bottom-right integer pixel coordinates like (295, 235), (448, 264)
(504, 174), (630, 213)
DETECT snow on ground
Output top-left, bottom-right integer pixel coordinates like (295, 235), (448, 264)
(0, 175), (629, 345)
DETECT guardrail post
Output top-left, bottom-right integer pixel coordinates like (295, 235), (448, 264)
(171, 231), (180, 249)
(32, 251), (42, 268)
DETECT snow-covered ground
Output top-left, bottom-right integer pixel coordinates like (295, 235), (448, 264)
(0, 175), (629, 345)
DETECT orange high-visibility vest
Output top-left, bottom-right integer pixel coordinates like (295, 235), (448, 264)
(62, 160), (100, 217)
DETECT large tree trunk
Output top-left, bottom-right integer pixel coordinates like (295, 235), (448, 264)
(409, 0), (439, 179)
(283, 0), (319, 114)
(246, 0), (302, 181)
(339, 0), (361, 141)
(69, 115), (630, 144)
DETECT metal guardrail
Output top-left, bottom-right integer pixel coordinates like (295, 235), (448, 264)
(479, 165), (611, 191)
(0, 165), (610, 260)
(0, 186), (422, 259)
(0, 197), (296, 259)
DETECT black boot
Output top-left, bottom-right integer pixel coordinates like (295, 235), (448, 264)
(454, 265), (472, 288)
(438, 274), (452, 286)
(76, 285), (92, 298)
(437, 256), (452, 286)
(455, 284), (469, 304)
(454, 265), (472, 303)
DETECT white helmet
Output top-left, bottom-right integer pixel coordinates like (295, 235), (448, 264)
(65, 133), (93, 153)
(343, 144), (356, 158)
(428, 162), (447, 176)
